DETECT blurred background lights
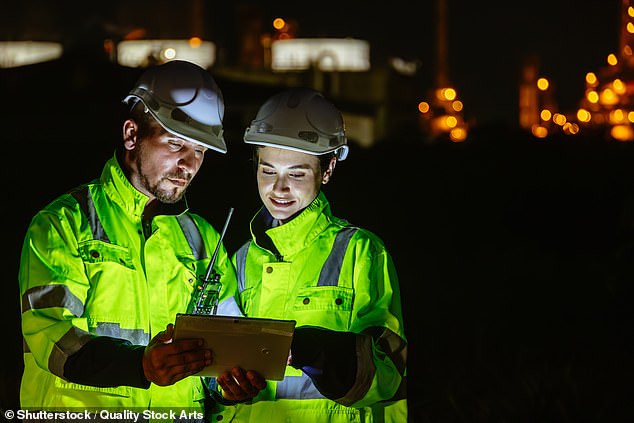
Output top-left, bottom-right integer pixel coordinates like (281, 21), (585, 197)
(541, 109), (552, 121)
(585, 72), (598, 85)
(418, 101), (430, 113)
(586, 90), (599, 103)
(611, 124), (634, 140)
(537, 77), (550, 91)
(531, 124), (549, 138)
(449, 127), (467, 142)
(273, 18), (287, 31)
(117, 38), (216, 68)
(0, 41), (63, 68)
(271, 38), (370, 71)
(577, 108), (592, 122)
(607, 53), (618, 65)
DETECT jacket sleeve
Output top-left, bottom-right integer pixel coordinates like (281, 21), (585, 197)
(64, 337), (150, 388)
(19, 207), (149, 387)
(289, 326), (360, 399)
(288, 231), (407, 407)
(337, 233), (408, 408)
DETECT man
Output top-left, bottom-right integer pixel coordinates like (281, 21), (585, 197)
(209, 87), (407, 422)
(18, 60), (264, 419)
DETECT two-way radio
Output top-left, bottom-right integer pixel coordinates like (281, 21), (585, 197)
(187, 207), (234, 315)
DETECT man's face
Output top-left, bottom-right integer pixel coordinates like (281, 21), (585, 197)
(127, 121), (207, 204)
(256, 146), (332, 224)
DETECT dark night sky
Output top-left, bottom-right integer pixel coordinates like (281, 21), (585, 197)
(211, 0), (622, 125)
(1, 0), (623, 126)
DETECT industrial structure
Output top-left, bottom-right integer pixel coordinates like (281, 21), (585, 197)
(520, 0), (634, 141)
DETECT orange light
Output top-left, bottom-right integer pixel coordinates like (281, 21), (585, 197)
(273, 18), (286, 30)
(418, 101), (430, 113)
(553, 113), (567, 126)
(443, 88), (456, 101)
(611, 124), (634, 141)
(450, 127), (467, 142)
(563, 122), (579, 135)
(609, 109), (627, 124)
(188, 37), (202, 48)
(577, 108), (591, 123)
(445, 115), (458, 128)
(613, 79), (626, 94)
(531, 124), (548, 138)
(103, 39), (114, 55)
(123, 28), (147, 40)
(436, 88), (456, 101)
(537, 77), (549, 91)
(607, 53), (618, 66)
(600, 88), (619, 106)
(587, 90), (599, 103)
(585, 72), (597, 86)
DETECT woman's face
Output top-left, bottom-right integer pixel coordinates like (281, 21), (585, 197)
(256, 146), (334, 224)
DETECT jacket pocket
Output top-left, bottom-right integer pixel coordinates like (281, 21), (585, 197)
(292, 286), (354, 329)
(78, 240), (134, 270)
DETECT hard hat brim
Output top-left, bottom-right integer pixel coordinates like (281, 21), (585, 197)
(244, 131), (347, 160)
(124, 94), (227, 154)
(151, 108), (227, 154)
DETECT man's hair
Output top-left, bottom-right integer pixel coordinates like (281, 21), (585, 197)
(128, 100), (164, 141)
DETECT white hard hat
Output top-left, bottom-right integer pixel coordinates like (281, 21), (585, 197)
(123, 60), (227, 153)
(244, 87), (348, 160)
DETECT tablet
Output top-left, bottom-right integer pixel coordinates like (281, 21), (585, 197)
(173, 313), (296, 380)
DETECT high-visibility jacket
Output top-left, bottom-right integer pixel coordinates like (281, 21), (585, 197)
(215, 191), (407, 422)
(19, 154), (239, 418)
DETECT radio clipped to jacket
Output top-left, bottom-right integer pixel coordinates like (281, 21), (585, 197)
(187, 207), (234, 315)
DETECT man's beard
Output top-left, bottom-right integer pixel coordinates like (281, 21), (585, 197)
(144, 173), (188, 204)
(136, 152), (190, 204)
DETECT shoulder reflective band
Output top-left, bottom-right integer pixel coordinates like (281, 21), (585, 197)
(317, 226), (358, 287)
(177, 213), (206, 260)
(70, 185), (110, 243)
(234, 240), (251, 293)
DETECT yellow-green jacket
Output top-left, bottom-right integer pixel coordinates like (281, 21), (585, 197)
(19, 155), (239, 417)
(216, 192), (407, 422)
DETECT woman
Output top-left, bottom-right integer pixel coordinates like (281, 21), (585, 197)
(211, 87), (407, 422)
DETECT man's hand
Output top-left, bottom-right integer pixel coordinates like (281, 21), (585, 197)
(216, 368), (266, 402)
(142, 323), (211, 386)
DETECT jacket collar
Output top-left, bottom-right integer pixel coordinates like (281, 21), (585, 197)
(101, 153), (188, 219)
(251, 191), (332, 259)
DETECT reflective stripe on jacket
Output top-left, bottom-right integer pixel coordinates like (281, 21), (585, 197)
(19, 154), (239, 416)
(219, 192), (407, 423)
